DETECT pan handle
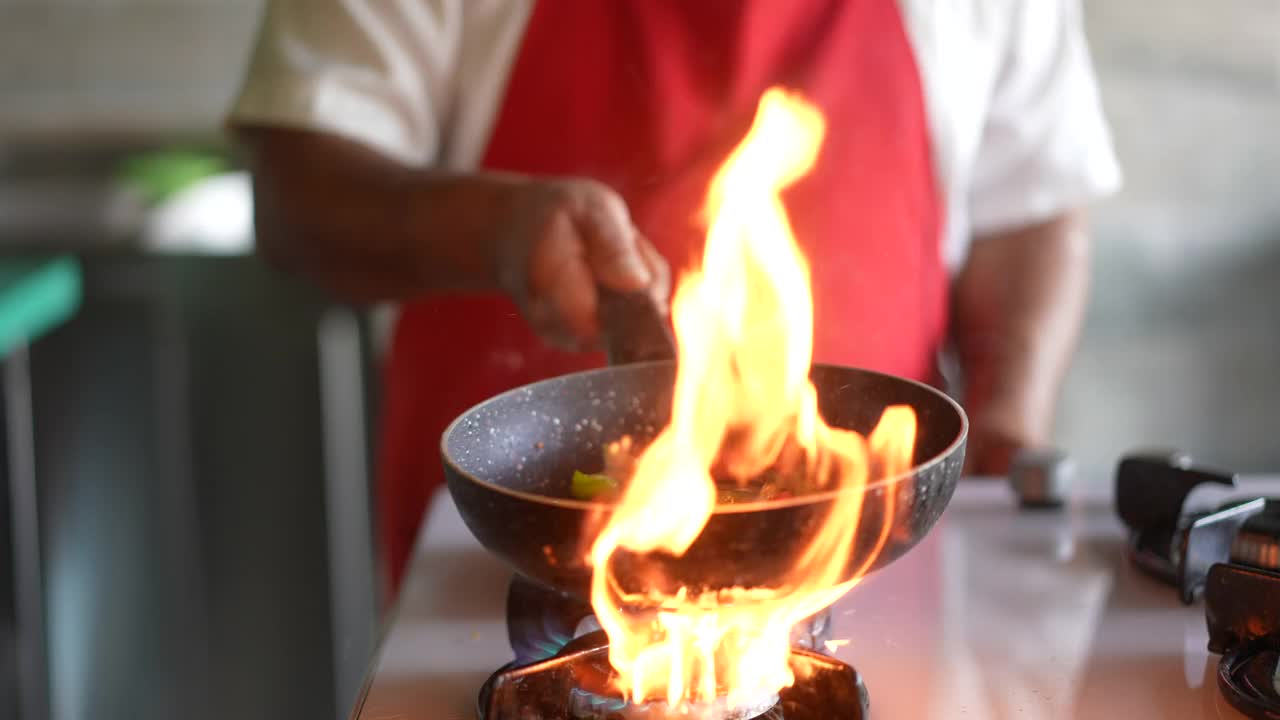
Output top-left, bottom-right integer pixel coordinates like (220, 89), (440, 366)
(599, 288), (676, 365)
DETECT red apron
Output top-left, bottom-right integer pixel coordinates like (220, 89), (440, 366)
(378, 0), (945, 591)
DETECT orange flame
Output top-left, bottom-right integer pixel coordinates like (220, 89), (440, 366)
(589, 88), (918, 711)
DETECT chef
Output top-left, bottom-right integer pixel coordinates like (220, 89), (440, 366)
(229, 0), (1121, 591)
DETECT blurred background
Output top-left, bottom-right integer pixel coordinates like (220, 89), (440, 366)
(0, 1), (1275, 719)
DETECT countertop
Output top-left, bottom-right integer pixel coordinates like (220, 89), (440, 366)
(352, 478), (1280, 720)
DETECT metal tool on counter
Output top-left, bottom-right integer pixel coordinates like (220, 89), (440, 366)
(1010, 447), (1074, 509)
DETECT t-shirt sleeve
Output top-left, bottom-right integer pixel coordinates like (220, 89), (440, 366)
(968, 0), (1122, 237)
(228, 0), (462, 166)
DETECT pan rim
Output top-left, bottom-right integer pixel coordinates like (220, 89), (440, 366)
(440, 361), (968, 515)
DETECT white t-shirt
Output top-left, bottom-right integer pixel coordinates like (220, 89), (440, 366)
(230, 0), (1122, 270)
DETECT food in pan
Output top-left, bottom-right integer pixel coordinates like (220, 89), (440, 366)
(570, 436), (796, 504)
(571, 469), (795, 504)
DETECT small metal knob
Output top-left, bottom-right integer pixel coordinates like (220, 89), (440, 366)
(1010, 448), (1074, 509)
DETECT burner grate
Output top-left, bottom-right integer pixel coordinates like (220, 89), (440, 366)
(478, 631), (867, 720)
(1218, 640), (1280, 720)
(1206, 563), (1280, 719)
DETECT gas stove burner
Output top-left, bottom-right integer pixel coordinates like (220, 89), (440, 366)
(478, 630), (868, 720)
(506, 575), (832, 666)
(493, 577), (855, 719)
(1205, 563), (1280, 719)
(1116, 452), (1279, 603)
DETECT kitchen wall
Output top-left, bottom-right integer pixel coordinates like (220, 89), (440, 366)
(1065, 0), (1280, 480)
(0, 7), (1276, 452)
(0, 0), (261, 141)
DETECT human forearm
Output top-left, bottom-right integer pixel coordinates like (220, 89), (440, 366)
(236, 125), (523, 302)
(234, 124), (668, 346)
(954, 212), (1090, 473)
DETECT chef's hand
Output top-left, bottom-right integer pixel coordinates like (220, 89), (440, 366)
(494, 178), (670, 350)
(235, 126), (668, 345)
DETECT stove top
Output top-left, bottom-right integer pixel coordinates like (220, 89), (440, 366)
(1117, 452), (1280, 603)
(353, 469), (1280, 720)
(1115, 453), (1280, 718)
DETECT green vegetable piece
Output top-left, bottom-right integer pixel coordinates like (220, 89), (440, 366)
(571, 470), (618, 500)
(118, 150), (231, 205)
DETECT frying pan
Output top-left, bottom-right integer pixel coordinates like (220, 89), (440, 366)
(444, 373), (964, 602)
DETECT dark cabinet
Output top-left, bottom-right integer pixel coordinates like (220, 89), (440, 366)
(12, 254), (376, 720)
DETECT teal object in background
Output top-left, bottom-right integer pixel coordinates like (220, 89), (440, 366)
(1, 254), (82, 720)
(0, 256), (83, 355)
